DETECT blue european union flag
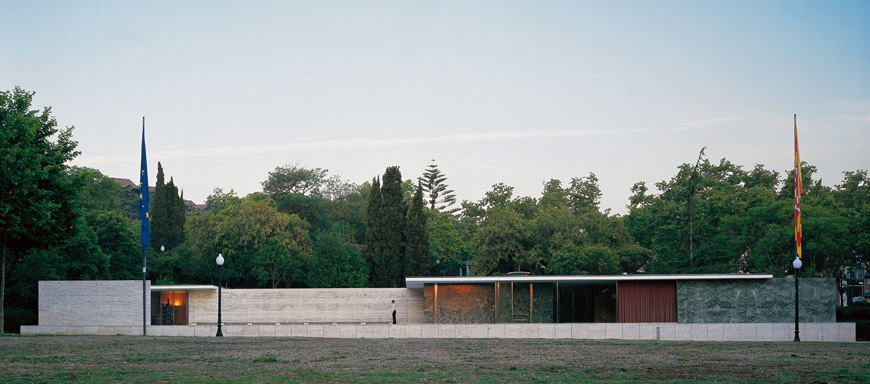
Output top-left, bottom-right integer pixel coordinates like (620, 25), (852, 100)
(139, 118), (150, 247)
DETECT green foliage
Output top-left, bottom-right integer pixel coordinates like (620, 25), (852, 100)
(92, 211), (139, 280)
(265, 164), (368, 246)
(549, 244), (620, 275)
(548, 242), (583, 275)
(378, 166), (406, 287)
(626, 158), (864, 277)
(474, 206), (530, 275)
(616, 244), (651, 274)
(578, 245), (621, 275)
(426, 209), (469, 275)
(204, 187), (239, 212)
(149, 163), (186, 252)
(308, 226), (369, 288)
(419, 160), (459, 214)
(834, 170), (870, 268)
(262, 163), (328, 196)
(467, 177), (639, 276)
(70, 167), (122, 214)
(404, 182), (429, 277)
(59, 218), (112, 280)
(365, 177), (384, 285)
(184, 195), (312, 288)
(0, 87), (80, 333)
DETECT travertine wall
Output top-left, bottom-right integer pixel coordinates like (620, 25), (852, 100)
(188, 288), (424, 324)
(678, 278), (836, 323)
(21, 322), (856, 342)
(38, 280), (150, 326)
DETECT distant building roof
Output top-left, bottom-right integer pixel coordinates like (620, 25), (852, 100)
(111, 178), (137, 188)
(112, 177), (201, 211)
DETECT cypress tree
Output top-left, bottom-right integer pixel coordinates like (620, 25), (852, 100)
(150, 163), (167, 252)
(150, 163), (186, 251)
(404, 181), (429, 277)
(380, 166), (406, 287)
(163, 177), (186, 249)
(365, 177), (385, 286)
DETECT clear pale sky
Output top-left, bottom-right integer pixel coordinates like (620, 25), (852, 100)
(2, 1), (868, 214)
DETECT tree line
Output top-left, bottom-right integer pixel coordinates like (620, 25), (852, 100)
(2, 86), (869, 332)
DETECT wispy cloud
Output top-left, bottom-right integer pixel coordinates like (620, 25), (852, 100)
(833, 115), (870, 123)
(671, 117), (743, 132)
(74, 128), (648, 165)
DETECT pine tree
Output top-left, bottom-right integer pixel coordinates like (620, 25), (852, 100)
(404, 181), (429, 277)
(419, 160), (459, 215)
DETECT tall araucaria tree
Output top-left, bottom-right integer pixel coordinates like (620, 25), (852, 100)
(419, 160), (459, 215)
(0, 87), (80, 333)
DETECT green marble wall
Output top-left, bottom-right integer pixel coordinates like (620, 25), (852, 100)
(491, 282), (556, 323)
(677, 278), (835, 323)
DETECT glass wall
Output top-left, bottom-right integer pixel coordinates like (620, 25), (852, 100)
(424, 282), (617, 324)
(554, 283), (618, 323)
(150, 291), (188, 325)
(494, 282), (557, 323)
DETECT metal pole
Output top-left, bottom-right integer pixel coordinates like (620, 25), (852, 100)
(142, 247), (147, 336)
(794, 267), (800, 342)
(216, 264), (223, 337)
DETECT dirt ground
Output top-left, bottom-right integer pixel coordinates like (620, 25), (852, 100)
(1, 336), (868, 383)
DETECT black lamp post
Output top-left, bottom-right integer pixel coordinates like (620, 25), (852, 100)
(793, 256), (802, 342)
(216, 253), (224, 337)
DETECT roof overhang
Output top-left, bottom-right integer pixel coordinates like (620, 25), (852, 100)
(152, 285), (218, 292)
(405, 274), (773, 289)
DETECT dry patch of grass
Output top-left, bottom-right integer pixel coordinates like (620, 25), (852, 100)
(1, 335), (867, 383)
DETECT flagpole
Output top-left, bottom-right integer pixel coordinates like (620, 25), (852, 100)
(143, 245), (146, 336)
(793, 113), (802, 342)
(139, 116), (149, 336)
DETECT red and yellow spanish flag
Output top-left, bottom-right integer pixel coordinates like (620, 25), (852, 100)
(794, 114), (802, 259)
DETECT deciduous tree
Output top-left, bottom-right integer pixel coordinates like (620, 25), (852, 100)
(0, 87), (80, 333)
(309, 225), (369, 288)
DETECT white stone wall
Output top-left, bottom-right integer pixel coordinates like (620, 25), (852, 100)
(21, 322), (857, 342)
(188, 288), (424, 325)
(37, 280), (150, 326)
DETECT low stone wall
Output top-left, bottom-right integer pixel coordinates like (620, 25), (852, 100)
(188, 288), (424, 324)
(37, 281), (150, 326)
(678, 278), (836, 323)
(21, 322), (856, 342)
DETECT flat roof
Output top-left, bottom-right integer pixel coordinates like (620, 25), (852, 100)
(152, 285), (218, 291)
(404, 274), (773, 289)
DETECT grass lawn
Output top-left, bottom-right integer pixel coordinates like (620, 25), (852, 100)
(1, 335), (867, 383)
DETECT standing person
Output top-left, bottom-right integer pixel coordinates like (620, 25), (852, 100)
(391, 300), (397, 324)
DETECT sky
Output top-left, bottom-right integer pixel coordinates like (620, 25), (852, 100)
(2, 1), (868, 214)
